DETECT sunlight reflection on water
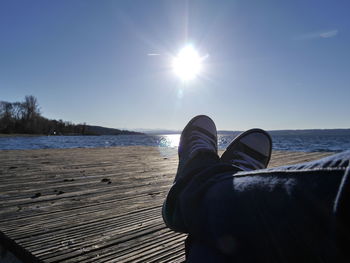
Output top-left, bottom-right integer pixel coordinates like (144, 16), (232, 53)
(158, 134), (180, 158)
(159, 134), (180, 147)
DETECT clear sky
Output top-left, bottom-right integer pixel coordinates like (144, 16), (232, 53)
(1, 0), (349, 131)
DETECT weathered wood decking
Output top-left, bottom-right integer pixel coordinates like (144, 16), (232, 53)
(0, 147), (332, 262)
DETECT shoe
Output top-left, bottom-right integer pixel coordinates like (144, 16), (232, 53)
(174, 115), (218, 182)
(163, 115), (217, 232)
(221, 129), (272, 171)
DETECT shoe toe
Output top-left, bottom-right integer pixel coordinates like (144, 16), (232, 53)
(192, 116), (217, 136)
(240, 132), (271, 158)
(221, 129), (272, 169)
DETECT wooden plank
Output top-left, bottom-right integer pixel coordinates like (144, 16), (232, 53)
(0, 146), (333, 262)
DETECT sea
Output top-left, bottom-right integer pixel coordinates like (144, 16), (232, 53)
(0, 133), (349, 152)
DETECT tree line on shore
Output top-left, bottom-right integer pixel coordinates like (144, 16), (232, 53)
(0, 96), (88, 135)
(0, 96), (140, 135)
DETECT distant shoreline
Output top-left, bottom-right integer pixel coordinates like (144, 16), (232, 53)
(0, 133), (144, 138)
(0, 133), (43, 138)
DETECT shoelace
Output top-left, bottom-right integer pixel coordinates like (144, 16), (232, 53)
(188, 130), (216, 156)
(231, 151), (265, 171)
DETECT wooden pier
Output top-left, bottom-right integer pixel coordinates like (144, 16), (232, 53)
(0, 147), (332, 262)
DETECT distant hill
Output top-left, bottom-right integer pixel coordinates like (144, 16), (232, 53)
(85, 125), (143, 136)
(141, 129), (350, 136)
(220, 129), (350, 136)
(138, 129), (181, 135)
(267, 129), (350, 136)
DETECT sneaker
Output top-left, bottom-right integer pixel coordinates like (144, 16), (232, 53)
(221, 129), (272, 171)
(163, 115), (217, 232)
(174, 115), (218, 182)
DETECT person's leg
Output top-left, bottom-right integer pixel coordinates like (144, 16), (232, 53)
(163, 115), (229, 233)
(163, 117), (272, 234)
(162, 115), (349, 261)
(163, 118), (274, 261)
(182, 151), (350, 262)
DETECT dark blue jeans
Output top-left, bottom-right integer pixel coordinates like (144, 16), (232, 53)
(170, 151), (350, 262)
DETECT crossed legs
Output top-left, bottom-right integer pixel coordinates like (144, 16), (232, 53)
(162, 115), (350, 262)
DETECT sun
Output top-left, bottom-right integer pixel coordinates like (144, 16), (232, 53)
(172, 45), (203, 81)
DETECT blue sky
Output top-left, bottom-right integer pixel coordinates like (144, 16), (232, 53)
(1, 0), (349, 130)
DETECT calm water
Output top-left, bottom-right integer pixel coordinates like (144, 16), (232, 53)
(0, 133), (349, 152)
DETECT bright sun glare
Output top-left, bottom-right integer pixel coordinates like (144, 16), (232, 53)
(172, 45), (203, 81)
